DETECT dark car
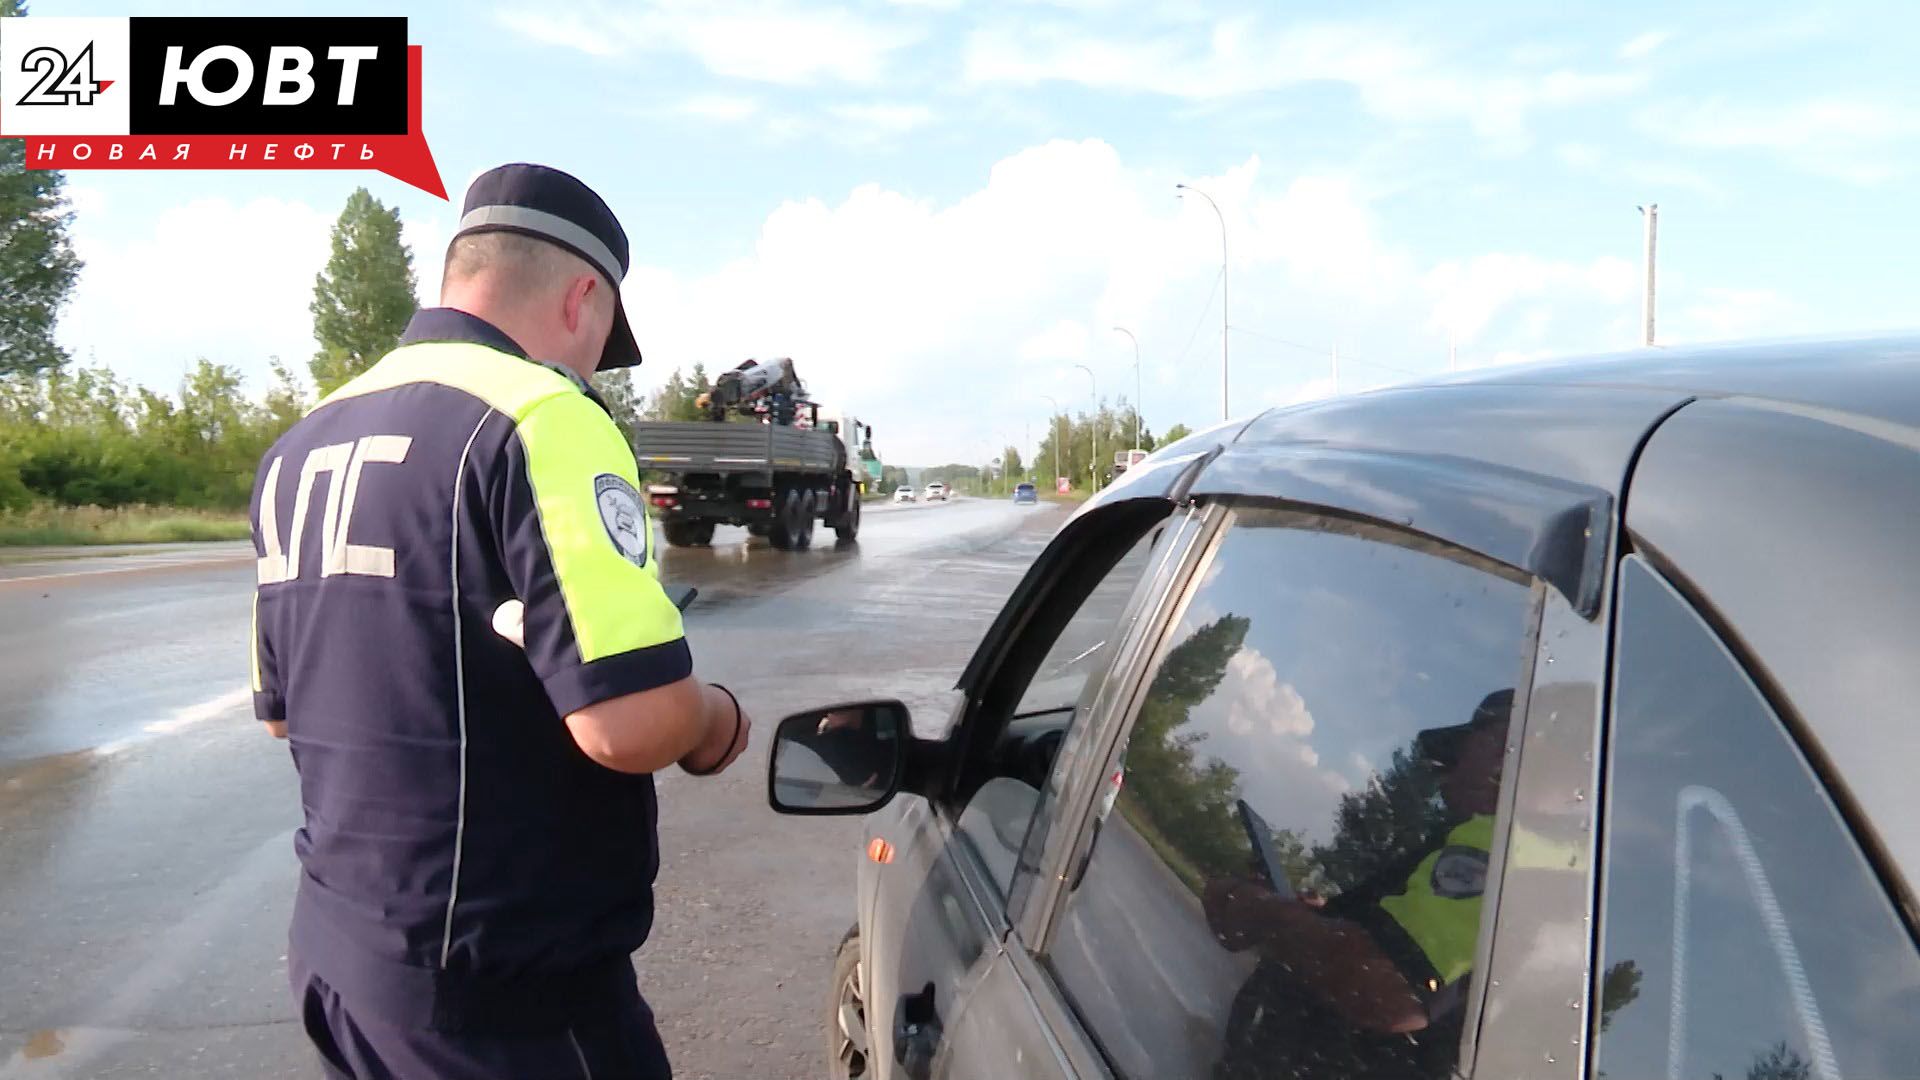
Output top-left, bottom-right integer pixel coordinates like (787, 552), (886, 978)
(768, 337), (1920, 1080)
(1012, 482), (1038, 505)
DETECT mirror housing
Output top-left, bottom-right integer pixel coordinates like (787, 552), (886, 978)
(768, 700), (914, 816)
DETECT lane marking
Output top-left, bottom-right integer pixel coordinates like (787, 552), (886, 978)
(95, 687), (253, 757)
(0, 553), (252, 587)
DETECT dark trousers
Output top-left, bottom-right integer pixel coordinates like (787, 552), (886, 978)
(292, 960), (672, 1080)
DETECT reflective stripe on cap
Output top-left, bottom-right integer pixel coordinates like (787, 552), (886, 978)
(457, 205), (624, 287)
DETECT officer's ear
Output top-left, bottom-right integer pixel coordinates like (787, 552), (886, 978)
(560, 273), (600, 336)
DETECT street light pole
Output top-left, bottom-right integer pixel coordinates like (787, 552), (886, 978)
(1177, 182), (1229, 421)
(1113, 325), (1141, 453)
(1637, 203), (1658, 347)
(1040, 394), (1060, 494)
(1073, 363), (1098, 492)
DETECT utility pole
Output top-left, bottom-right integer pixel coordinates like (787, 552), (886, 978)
(1040, 394), (1060, 494)
(1331, 341), (1341, 396)
(1177, 183), (1229, 421)
(1639, 203), (1658, 347)
(1073, 363), (1099, 492)
(1113, 326), (1141, 452)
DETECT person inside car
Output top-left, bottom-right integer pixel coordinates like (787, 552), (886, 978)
(1201, 690), (1513, 1079)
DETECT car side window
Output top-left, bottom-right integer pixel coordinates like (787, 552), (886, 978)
(1044, 506), (1539, 1080)
(1013, 530), (1162, 718)
(953, 523), (1168, 901)
(1592, 558), (1920, 1079)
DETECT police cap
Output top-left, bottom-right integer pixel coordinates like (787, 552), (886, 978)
(1416, 689), (1514, 768)
(454, 163), (643, 371)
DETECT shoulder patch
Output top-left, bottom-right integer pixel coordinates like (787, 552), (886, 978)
(594, 473), (648, 567)
(1430, 845), (1489, 899)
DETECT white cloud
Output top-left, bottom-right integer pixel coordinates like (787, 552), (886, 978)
(962, 18), (1645, 144)
(1223, 648), (1315, 742)
(1664, 286), (1810, 343)
(405, 213), (449, 307)
(672, 95), (762, 123)
(497, 2), (923, 86)
(1425, 252), (1637, 347)
(1619, 30), (1672, 60)
(58, 195), (334, 393)
(827, 102), (936, 140)
(611, 139), (1673, 462)
(1637, 97), (1920, 183)
(54, 193), (447, 398)
(1018, 319), (1091, 362)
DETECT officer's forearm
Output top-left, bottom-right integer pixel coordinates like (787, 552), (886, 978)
(1262, 910), (1427, 1033)
(565, 677), (718, 774)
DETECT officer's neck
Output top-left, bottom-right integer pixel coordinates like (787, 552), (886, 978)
(438, 288), (597, 382)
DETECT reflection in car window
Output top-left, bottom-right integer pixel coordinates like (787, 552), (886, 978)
(1045, 507), (1537, 1080)
(1593, 560), (1920, 1080)
(961, 525), (1167, 900)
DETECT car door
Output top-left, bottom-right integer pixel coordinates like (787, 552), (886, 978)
(860, 498), (1208, 1080)
(991, 501), (1556, 1080)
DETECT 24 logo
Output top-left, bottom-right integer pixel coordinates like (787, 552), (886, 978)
(15, 42), (110, 106)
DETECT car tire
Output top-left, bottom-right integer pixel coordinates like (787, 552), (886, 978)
(828, 926), (871, 1080)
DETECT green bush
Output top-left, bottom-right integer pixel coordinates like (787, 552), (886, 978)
(0, 359), (304, 513)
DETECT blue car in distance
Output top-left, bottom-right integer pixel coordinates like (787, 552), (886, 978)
(1012, 482), (1039, 504)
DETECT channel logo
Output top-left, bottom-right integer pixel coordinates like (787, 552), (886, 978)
(0, 16), (444, 197)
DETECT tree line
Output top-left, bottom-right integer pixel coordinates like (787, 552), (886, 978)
(1032, 404), (1190, 491)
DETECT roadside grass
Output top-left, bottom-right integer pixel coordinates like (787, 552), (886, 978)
(0, 505), (251, 546)
(1043, 489), (1093, 505)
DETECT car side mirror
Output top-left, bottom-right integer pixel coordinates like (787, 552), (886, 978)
(768, 700), (909, 815)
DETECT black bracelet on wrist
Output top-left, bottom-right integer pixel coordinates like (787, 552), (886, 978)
(685, 682), (743, 776)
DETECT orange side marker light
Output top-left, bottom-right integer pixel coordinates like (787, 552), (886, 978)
(867, 837), (895, 865)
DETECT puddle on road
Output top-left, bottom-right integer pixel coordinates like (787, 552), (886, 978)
(0, 749), (106, 817)
(20, 1031), (62, 1061)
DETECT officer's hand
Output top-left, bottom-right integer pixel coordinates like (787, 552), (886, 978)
(680, 685), (753, 776)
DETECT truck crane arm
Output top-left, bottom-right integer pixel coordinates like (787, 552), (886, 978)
(695, 357), (806, 420)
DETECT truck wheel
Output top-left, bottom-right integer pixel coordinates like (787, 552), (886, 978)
(769, 490), (801, 551)
(834, 495), (861, 545)
(662, 521), (709, 548)
(792, 490), (816, 551)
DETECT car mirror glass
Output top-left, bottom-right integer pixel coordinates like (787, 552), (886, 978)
(769, 700), (909, 815)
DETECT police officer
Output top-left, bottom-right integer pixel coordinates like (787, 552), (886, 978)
(250, 163), (751, 1079)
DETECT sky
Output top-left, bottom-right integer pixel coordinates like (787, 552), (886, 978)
(36, 0), (1920, 466)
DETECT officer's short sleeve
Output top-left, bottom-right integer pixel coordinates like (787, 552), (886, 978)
(494, 390), (691, 716)
(251, 592), (285, 721)
(249, 461), (285, 722)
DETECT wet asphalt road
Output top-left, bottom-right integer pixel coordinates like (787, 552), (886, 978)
(0, 497), (1067, 1079)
